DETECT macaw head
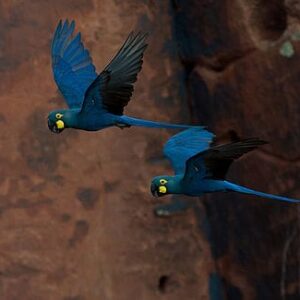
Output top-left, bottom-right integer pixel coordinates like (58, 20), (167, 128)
(47, 110), (69, 134)
(150, 175), (174, 197)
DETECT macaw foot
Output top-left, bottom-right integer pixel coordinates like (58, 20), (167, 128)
(154, 199), (189, 217)
(115, 123), (131, 129)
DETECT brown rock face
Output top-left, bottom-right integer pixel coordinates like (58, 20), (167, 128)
(173, 0), (300, 299)
(0, 1), (299, 300)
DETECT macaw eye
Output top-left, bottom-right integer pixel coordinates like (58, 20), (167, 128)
(56, 113), (63, 119)
(160, 179), (167, 185)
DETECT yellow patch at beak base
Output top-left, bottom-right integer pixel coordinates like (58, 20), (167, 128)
(159, 186), (167, 194)
(56, 120), (65, 129)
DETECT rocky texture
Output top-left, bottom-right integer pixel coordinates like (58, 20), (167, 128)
(0, 0), (299, 299)
(0, 1), (210, 299)
(172, 0), (300, 299)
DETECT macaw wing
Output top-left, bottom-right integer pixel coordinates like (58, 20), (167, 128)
(80, 32), (147, 114)
(51, 20), (97, 109)
(163, 128), (215, 175)
(183, 138), (267, 183)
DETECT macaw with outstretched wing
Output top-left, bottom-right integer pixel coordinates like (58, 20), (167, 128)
(47, 20), (201, 133)
(151, 128), (300, 214)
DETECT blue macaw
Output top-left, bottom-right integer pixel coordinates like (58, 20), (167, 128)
(48, 20), (200, 133)
(151, 128), (300, 204)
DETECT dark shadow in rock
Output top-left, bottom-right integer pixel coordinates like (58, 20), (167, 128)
(68, 220), (89, 248)
(248, 0), (287, 41)
(63, 296), (84, 300)
(60, 213), (72, 223)
(76, 187), (100, 210)
(158, 275), (170, 293)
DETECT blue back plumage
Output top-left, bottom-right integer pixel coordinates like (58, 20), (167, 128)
(163, 128), (215, 175)
(51, 20), (97, 108)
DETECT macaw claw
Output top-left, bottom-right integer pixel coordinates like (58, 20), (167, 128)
(115, 123), (131, 129)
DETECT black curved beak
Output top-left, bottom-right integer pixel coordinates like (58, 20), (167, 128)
(151, 183), (158, 197)
(48, 119), (63, 134)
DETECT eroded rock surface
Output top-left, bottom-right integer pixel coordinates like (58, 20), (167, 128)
(0, 1), (299, 299)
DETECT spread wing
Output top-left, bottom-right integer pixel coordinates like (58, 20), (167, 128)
(163, 128), (215, 175)
(183, 138), (267, 182)
(51, 20), (97, 108)
(80, 32), (147, 114)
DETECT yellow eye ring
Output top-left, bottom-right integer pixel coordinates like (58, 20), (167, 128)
(56, 113), (63, 119)
(160, 179), (167, 185)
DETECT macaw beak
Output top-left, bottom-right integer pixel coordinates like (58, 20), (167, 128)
(151, 183), (158, 197)
(151, 183), (167, 197)
(48, 119), (65, 134)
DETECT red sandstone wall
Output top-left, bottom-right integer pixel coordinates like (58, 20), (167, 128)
(0, 1), (299, 299)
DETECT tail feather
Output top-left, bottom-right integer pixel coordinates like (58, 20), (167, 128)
(224, 181), (300, 203)
(120, 115), (203, 129)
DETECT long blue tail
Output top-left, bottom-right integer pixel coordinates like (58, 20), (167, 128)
(120, 115), (203, 129)
(224, 181), (300, 203)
